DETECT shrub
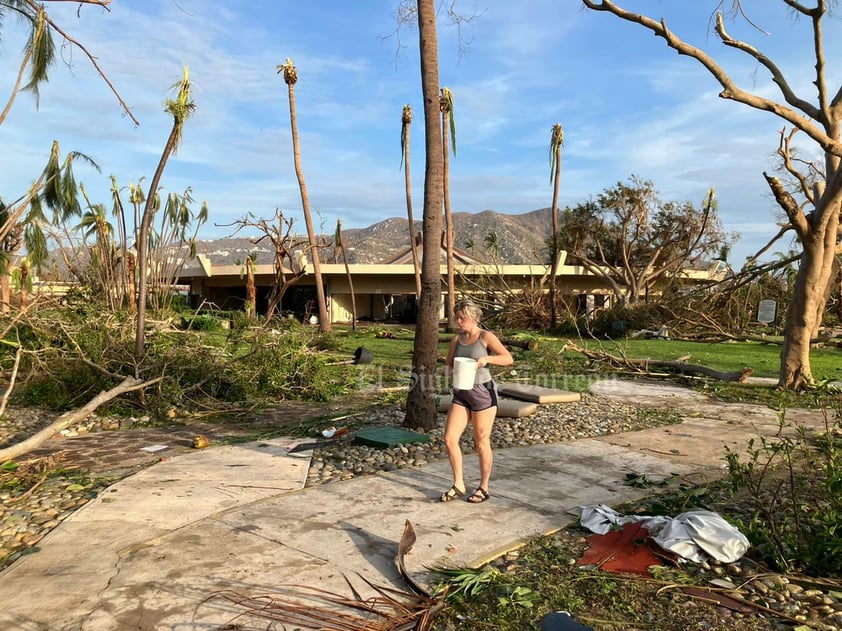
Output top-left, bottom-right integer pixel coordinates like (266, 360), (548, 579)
(588, 303), (667, 338)
(724, 386), (842, 576)
(5, 299), (357, 416)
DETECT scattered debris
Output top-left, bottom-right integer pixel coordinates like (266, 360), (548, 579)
(562, 340), (753, 382)
(210, 520), (444, 630)
(328, 346), (374, 366)
(140, 444), (169, 453)
(321, 426), (348, 439)
(576, 505), (750, 564)
(576, 522), (663, 576)
(191, 435), (209, 449)
(539, 610), (594, 631)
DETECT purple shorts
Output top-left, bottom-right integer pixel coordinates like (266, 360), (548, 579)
(452, 381), (498, 412)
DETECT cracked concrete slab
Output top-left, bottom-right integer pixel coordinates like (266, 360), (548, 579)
(0, 381), (834, 630)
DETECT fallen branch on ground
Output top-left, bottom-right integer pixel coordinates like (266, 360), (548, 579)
(0, 376), (163, 462)
(563, 341), (752, 382)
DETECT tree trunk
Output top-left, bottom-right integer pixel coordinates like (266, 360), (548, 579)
(402, 107), (423, 297)
(336, 220), (357, 331)
(404, 0), (444, 431)
(245, 257), (256, 316)
(135, 127), (179, 369)
(812, 255), (840, 338)
(286, 78), (330, 334)
(18, 261), (28, 308)
(549, 123), (564, 329)
(779, 225), (838, 389)
(0, 275), (9, 314)
(441, 102), (456, 332)
(126, 251), (136, 315)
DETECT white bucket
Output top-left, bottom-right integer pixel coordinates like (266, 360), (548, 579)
(452, 357), (478, 390)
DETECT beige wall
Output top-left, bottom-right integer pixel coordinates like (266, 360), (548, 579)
(178, 261), (712, 323)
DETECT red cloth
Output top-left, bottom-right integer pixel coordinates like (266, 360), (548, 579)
(577, 522), (663, 576)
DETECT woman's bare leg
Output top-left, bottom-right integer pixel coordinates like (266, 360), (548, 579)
(470, 406), (496, 493)
(443, 404), (470, 492)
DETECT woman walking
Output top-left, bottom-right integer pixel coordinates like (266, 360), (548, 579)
(439, 299), (513, 504)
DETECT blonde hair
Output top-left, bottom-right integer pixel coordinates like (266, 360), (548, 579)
(453, 298), (482, 323)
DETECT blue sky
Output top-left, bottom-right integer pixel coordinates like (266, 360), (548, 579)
(2, 0), (839, 265)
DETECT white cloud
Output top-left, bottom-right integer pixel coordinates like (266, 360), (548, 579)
(1, 0), (840, 267)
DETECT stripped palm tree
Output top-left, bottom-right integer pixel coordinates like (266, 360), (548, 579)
(335, 219), (357, 330)
(548, 122), (565, 329)
(278, 57), (330, 333)
(243, 253), (257, 317)
(134, 66), (196, 366)
(439, 87), (457, 331)
(401, 104), (422, 297)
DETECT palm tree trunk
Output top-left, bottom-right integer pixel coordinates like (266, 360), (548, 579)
(404, 0), (444, 431)
(18, 261), (28, 309)
(245, 257), (256, 316)
(549, 123), (564, 329)
(126, 251), (136, 315)
(402, 105), (423, 297)
(441, 95), (456, 332)
(134, 126), (178, 366)
(134, 67), (193, 368)
(0, 275), (8, 314)
(336, 220), (357, 331)
(281, 60), (330, 333)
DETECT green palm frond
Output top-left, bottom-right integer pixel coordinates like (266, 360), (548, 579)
(38, 142), (98, 221)
(128, 181), (146, 206)
(23, 219), (47, 268)
(21, 7), (55, 106)
(164, 66), (196, 155)
(58, 157), (82, 220)
(76, 204), (113, 240)
(41, 140), (62, 210)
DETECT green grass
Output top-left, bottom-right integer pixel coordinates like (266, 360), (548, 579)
(327, 325), (840, 382)
(316, 325), (841, 409)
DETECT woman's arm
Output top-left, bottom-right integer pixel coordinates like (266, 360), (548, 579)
(477, 331), (513, 368)
(444, 337), (458, 377)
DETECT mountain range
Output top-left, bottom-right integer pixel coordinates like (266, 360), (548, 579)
(195, 208), (555, 266)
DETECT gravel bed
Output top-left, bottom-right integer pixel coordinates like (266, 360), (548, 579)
(306, 394), (668, 486)
(0, 408), (141, 569)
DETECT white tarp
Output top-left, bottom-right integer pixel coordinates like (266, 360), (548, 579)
(575, 504), (750, 563)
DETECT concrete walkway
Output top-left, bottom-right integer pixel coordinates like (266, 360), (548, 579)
(0, 380), (831, 630)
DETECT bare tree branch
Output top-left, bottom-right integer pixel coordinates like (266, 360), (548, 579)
(580, 0), (842, 157)
(0, 376), (162, 462)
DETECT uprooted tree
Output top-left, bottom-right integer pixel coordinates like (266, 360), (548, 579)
(555, 176), (730, 307)
(582, 0), (842, 390)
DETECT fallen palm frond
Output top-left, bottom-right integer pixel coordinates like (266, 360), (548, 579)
(210, 520), (444, 630)
(210, 575), (444, 631)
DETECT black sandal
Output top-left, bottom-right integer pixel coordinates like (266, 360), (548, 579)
(439, 485), (466, 502)
(466, 487), (490, 503)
